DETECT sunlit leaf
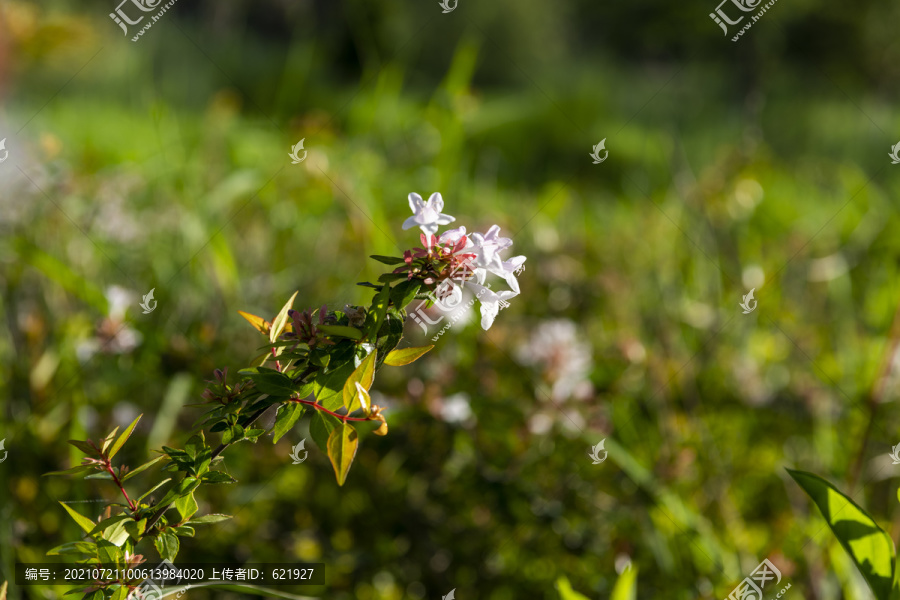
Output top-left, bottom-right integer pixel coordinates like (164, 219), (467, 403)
(342, 351), (376, 411)
(122, 455), (166, 482)
(327, 423), (358, 486)
(59, 502), (96, 534)
(154, 531), (179, 561)
(189, 514), (233, 524)
(108, 414), (142, 459)
(273, 402), (304, 443)
(788, 468), (895, 600)
(238, 310), (271, 335)
(270, 291), (299, 343)
(384, 345), (433, 366)
(611, 563), (638, 600)
(555, 576), (589, 600)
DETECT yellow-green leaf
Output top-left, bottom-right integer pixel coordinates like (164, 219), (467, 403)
(59, 502), (96, 534)
(270, 291), (299, 343)
(555, 576), (589, 600)
(611, 563), (638, 600)
(342, 351), (376, 411)
(788, 468), (895, 600)
(326, 423), (358, 486)
(384, 345), (433, 366)
(238, 311), (271, 335)
(108, 414), (142, 459)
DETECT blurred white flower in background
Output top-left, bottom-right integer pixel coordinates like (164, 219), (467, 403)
(439, 392), (474, 424)
(76, 286), (143, 362)
(516, 319), (593, 403)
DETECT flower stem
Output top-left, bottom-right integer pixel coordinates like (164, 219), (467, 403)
(106, 463), (136, 512)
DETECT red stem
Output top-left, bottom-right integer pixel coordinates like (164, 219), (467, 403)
(106, 463), (136, 512)
(291, 398), (375, 422)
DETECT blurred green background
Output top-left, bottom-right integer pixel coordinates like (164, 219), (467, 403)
(2, 0), (900, 598)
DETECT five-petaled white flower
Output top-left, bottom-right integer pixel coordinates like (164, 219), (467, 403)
(469, 225), (513, 271)
(403, 192), (456, 236)
(488, 255), (527, 294)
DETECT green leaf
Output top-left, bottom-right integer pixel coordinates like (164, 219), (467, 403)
(327, 423), (358, 486)
(369, 255), (406, 265)
(555, 576), (590, 600)
(342, 350), (376, 411)
(43, 464), (95, 477)
(122, 455), (166, 481)
(156, 477), (202, 509)
(389, 279), (421, 310)
(101, 427), (120, 455)
(89, 514), (132, 536)
(97, 539), (124, 566)
(175, 491), (199, 522)
(273, 403), (305, 443)
(124, 518), (147, 541)
(239, 367), (298, 396)
(189, 514), (233, 524)
(84, 472), (113, 480)
(313, 360), (356, 411)
(270, 291), (299, 343)
(108, 414), (142, 459)
(109, 586), (129, 600)
(364, 284), (391, 340)
(222, 424), (244, 444)
(317, 325), (363, 340)
(201, 471), (236, 484)
(46, 541), (98, 557)
(788, 468), (895, 600)
(384, 345), (433, 366)
(59, 502), (96, 534)
(377, 272), (408, 283)
(611, 563), (638, 600)
(154, 530), (180, 561)
(84, 590), (105, 600)
(67, 440), (100, 456)
(136, 478), (172, 504)
(102, 518), (131, 547)
(309, 411), (341, 451)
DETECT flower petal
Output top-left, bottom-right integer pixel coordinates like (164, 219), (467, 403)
(428, 192), (444, 213)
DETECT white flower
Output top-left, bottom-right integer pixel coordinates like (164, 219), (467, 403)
(468, 282), (518, 330)
(403, 192), (455, 236)
(438, 226), (468, 245)
(469, 225), (513, 271)
(488, 255), (527, 294)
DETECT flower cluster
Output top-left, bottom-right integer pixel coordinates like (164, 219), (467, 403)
(400, 192), (526, 329)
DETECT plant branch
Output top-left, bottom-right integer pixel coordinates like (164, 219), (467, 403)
(106, 463), (136, 512)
